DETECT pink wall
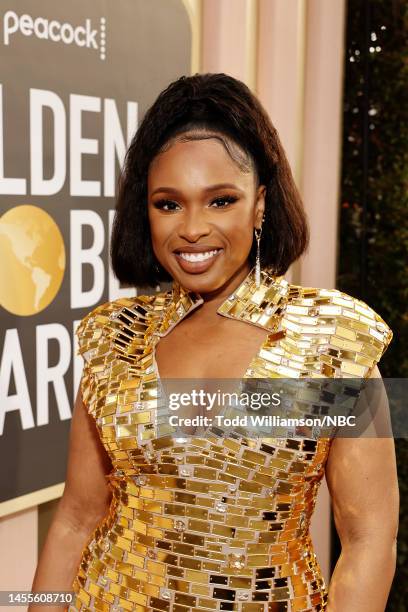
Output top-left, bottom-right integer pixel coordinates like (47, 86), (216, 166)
(0, 508), (37, 611)
(301, 0), (347, 288)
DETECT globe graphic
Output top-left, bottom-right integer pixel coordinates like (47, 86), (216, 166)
(0, 205), (66, 316)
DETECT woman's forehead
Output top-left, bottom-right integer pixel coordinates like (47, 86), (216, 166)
(148, 138), (256, 190)
(150, 134), (255, 175)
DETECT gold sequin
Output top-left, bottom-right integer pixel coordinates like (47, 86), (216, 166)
(69, 266), (392, 611)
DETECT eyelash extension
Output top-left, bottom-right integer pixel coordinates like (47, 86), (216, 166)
(211, 195), (238, 207)
(153, 195), (239, 211)
(153, 199), (179, 211)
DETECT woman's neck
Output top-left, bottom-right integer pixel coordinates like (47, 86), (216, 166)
(176, 261), (253, 319)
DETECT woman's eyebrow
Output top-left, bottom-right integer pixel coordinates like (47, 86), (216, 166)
(151, 183), (243, 196)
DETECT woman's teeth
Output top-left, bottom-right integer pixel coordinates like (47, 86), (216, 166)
(178, 250), (220, 262)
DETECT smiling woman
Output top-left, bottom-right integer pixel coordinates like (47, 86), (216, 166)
(147, 137), (265, 287)
(31, 73), (398, 612)
(110, 73), (309, 292)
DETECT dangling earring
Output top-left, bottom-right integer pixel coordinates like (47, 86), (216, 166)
(254, 226), (262, 288)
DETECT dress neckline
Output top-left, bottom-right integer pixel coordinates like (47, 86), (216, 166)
(155, 265), (290, 338)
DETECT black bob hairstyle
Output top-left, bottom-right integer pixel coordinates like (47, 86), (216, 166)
(111, 72), (309, 288)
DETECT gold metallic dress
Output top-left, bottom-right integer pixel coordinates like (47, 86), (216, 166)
(69, 267), (393, 612)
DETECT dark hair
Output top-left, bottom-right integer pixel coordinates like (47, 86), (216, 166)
(111, 73), (309, 288)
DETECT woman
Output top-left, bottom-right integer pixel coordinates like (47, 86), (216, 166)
(31, 73), (399, 612)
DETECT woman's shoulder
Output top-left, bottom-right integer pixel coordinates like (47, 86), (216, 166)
(75, 291), (166, 360)
(290, 282), (392, 331)
(286, 281), (393, 372)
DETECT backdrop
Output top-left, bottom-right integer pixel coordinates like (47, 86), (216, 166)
(0, 0), (191, 509)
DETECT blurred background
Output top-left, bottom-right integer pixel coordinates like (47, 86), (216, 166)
(0, 0), (406, 609)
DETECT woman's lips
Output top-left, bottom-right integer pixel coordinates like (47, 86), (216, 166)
(173, 248), (223, 273)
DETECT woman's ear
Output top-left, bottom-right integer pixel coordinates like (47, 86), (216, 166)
(254, 184), (266, 229)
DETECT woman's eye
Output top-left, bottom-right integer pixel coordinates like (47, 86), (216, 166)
(152, 195), (238, 211)
(153, 199), (180, 211)
(210, 195), (238, 208)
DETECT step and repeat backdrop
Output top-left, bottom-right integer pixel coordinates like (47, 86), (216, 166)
(0, 0), (192, 511)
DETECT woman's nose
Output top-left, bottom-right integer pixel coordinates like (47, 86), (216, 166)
(178, 210), (211, 241)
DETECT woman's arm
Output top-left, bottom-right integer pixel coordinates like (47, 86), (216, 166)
(29, 387), (113, 611)
(325, 366), (399, 611)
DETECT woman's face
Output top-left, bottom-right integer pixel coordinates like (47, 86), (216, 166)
(147, 137), (265, 297)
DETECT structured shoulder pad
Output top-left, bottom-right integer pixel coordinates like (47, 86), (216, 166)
(76, 293), (165, 361)
(76, 300), (111, 362)
(323, 288), (393, 377)
(75, 295), (160, 418)
(75, 295), (157, 362)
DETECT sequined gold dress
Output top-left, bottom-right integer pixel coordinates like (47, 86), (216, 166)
(69, 267), (393, 612)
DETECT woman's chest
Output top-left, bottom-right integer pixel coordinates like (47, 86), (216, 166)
(153, 318), (273, 380)
(86, 313), (337, 476)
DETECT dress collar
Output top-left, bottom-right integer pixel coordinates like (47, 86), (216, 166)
(155, 265), (290, 337)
